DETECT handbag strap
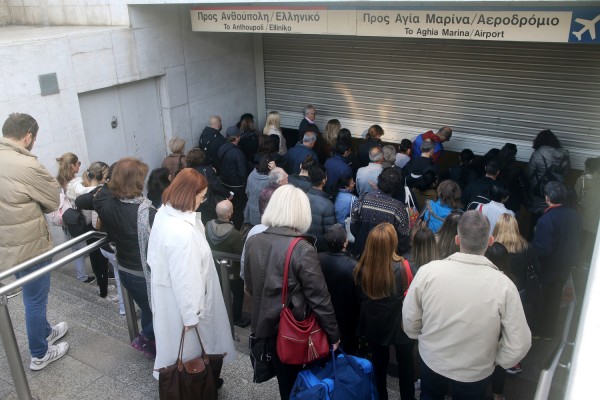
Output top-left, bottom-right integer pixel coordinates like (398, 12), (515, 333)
(402, 259), (413, 297)
(281, 237), (303, 308)
(177, 326), (208, 362)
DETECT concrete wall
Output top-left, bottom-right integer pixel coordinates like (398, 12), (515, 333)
(8, 0), (129, 26)
(0, 0), (10, 25)
(0, 4), (258, 175)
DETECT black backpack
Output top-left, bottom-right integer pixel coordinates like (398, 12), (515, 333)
(62, 208), (91, 237)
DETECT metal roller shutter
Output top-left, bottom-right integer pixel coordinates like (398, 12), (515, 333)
(262, 34), (600, 168)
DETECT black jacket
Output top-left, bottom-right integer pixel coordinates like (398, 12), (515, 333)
(318, 251), (359, 353)
(357, 261), (414, 345)
(532, 205), (581, 284)
(358, 138), (381, 168)
(199, 126), (226, 168)
(89, 187), (156, 272)
(288, 174), (312, 193)
(402, 156), (439, 188)
(298, 118), (320, 139)
(217, 142), (248, 187)
(244, 227), (340, 343)
(192, 165), (229, 223)
(462, 176), (496, 208)
(307, 188), (336, 252)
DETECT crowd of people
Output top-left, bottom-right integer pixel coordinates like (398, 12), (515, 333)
(1, 108), (599, 400)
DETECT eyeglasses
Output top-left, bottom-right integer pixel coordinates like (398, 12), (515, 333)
(26, 121), (37, 134)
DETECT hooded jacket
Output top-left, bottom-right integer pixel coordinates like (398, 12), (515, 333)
(0, 138), (60, 271)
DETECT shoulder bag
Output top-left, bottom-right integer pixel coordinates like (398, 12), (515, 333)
(276, 238), (329, 365)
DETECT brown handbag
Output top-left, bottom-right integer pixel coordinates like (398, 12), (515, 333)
(157, 327), (226, 400)
(276, 237), (329, 365)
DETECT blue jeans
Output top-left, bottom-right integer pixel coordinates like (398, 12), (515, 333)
(15, 260), (52, 358)
(420, 360), (490, 400)
(118, 270), (154, 340)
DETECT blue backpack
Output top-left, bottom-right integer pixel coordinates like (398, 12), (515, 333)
(290, 349), (378, 400)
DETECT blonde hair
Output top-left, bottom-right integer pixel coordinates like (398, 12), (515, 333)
(492, 213), (528, 254)
(82, 161), (109, 187)
(263, 111), (281, 135)
(353, 223), (402, 300)
(168, 137), (185, 154)
(56, 152), (78, 189)
(324, 119), (341, 146)
(261, 185), (311, 233)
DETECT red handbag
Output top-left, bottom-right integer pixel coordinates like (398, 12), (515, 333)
(276, 237), (329, 365)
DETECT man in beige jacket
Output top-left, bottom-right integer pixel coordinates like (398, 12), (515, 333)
(0, 113), (70, 370)
(403, 210), (531, 399)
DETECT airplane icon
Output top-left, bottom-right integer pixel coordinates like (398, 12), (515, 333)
(572, 14), (600, 41)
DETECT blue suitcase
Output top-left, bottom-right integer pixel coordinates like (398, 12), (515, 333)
(290, 349), (378, 400)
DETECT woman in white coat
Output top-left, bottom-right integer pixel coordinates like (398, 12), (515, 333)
(147, 168), (236, 380)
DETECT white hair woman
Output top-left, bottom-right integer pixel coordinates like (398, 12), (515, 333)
(243, 185), (340, 400)
(262, 111), (286, 155)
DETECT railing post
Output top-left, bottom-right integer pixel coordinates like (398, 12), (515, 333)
(215, 259), (235, 338)
(0, 295), (34, 400)
(120, 285), (139, 342)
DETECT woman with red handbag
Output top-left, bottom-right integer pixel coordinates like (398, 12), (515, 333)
(354, 222), (416, 400)
(243, 185), (340, 400)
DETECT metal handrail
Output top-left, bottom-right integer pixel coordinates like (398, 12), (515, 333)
(533, 273), (577, 400)
(0, 231), (108, 400)
(0, 231), (107, 284)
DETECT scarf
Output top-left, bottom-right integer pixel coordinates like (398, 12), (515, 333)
(120, 196), (154, 307)
(422, 130), (442, 143)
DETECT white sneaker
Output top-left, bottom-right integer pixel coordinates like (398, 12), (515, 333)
(46, 322), (69, 346)
(30, 342), (69, 371)
(103, 294), (119, 302)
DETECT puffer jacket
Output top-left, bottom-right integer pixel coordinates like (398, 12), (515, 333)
(0, 138), (60, 271)
(528, 145), (570, 213)
(92, 187), (156, 272)
(307, 188), (336, 252)
(243, 226), (340, 343)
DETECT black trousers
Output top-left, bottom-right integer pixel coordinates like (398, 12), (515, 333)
(230, 278), (245, 321)
(87, 238), (109, 297)
(491, 365), (506, 395)
(371, 341), (415, 400)
(272, 348), (303, 400)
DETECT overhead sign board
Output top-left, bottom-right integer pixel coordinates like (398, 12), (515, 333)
(191, 6), (600, 43)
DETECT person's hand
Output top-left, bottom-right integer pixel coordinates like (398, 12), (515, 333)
(332, 340), (340, 352)
(184, 325), (195, 332)
(268, 161), (276, 170)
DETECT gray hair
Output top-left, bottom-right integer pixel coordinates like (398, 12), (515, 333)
(544, 181), (567, 204)
(420, 139), (435, 154)
(262, 185), (312, 233)
(303, 131), (316, 144)
(457, 211), (491, 255)
(303, 104), (316, 116)
(268, 167), (287, 185)
(369, 146), (384, 163)
(382, 145), (396, 164)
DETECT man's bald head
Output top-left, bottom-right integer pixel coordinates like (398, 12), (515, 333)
(209, 116), (222, 131)
(216, 199), (233, 221)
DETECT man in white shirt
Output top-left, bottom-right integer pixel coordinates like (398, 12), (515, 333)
(403, 211), (531, 400)
(356, 146), (384, 196)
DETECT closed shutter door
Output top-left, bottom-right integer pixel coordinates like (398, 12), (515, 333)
(263, 34), (600, 168)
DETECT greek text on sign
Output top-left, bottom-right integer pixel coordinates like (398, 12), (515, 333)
(190, 7), (600, 43)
